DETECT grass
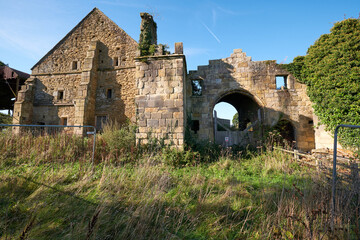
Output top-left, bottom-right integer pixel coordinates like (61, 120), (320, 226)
(0, 124), (359, 239)
(0, 113), (12, 124)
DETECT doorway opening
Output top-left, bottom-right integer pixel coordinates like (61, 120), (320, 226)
(213, 91), (261, 147)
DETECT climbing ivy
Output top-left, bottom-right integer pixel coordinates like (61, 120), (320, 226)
(281, 56), (305, 83)
(139, 15), (157, 56)
(283, 18), (360, 148)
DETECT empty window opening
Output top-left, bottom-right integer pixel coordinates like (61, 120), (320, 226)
(106, 89), (112, 99)
(114, 57), (119, 66)
(96, 116), (108, 132)
(308, 120), (314, 125)
(61, 117), (68, 126)
(191, 80), (202, 96)
(276, 75), (288, 89)
(72, 61), (78, 70)
(191, 120), (200, 134)
(58, 90), (64, 100)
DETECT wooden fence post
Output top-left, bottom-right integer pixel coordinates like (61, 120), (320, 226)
(316, 160), (323, 172)
(293, 149), (299, 161)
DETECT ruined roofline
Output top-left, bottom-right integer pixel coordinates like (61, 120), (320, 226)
(189, 49), (279, 73)
(31, 7), (138, 71)
(0, 66), (30, 79)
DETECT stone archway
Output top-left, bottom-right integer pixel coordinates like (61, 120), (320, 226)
(212, 89), (263, 147)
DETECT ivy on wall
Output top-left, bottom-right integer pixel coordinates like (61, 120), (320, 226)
(282, 18), (360, 148)
(139, 13), (157, 56)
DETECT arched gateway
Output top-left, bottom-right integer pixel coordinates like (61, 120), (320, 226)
(213, 90), (262, 147)
(187, 49), (315, 151)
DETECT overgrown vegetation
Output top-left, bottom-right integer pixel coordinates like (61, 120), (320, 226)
(0, 113), (12, 124)
(282, 18), (360, 149)
(0, 124), (359, 239)
(139, 13), (157, 56)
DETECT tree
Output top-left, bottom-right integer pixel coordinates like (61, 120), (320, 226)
(232, 113), (239, 128)
(0, 61), (5, 66)
(283, 18), (360, 148)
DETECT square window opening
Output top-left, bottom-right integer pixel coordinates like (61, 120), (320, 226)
(72, 61), (78, 70)
(106, 89), (112, 99)
(114, 57), (119, 66)
(191, 80), (202, 96)
(61, 117), (67, 126)
(58, 90), (64, 100)
(191, 120), (200, 134)
(276, 76), (288, 90)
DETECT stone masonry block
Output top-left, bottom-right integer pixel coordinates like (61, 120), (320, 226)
(147, 119), (159, 127)
(162, 112), (173, 119)
(174, 42), (183, 54)
(173, 112), (183, 119)
(176, 67), (184, 76)
(159, 119), (166, 127)
(164, 99), (174, 107)
(165, 68), (175, 76)
(151, 112), (162, 119)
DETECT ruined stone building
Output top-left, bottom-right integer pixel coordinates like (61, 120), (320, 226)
(13, 8), (333, 151)
(0, 65), (29, 114)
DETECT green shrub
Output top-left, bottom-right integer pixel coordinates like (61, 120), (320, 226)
(283, 18), (360, 149)
(161, 147), (200, 167)
(99, 121), (137, 163)
(0, 113), (12, 124)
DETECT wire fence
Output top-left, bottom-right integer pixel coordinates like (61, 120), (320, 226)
(331, 124), (360, 231)
(0, 124), (96, 164)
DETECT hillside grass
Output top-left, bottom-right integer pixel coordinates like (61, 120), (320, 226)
(0, 124), (359, 239)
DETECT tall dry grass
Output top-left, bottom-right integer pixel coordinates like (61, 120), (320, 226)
(0, 124), (359, 239)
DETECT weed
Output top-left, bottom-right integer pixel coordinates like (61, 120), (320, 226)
(0, 126), (359, 239)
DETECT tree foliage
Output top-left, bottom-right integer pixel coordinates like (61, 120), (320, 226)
(283, 18), (360, 148)
(0, 61), (5, 66)
(232, 113), (239, 128)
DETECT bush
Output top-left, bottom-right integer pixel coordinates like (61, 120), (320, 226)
(100, 121), (137, 162)
(283, 18), (360, 149)
(0, 113), (12, 124)
(161, 147), (200, 167)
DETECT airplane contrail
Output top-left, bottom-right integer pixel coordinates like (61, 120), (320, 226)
(201, 22), (221, 44)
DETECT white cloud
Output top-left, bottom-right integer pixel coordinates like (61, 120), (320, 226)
(212, 8), (217, 26)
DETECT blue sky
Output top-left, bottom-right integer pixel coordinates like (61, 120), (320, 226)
(1, 0), (359, 120)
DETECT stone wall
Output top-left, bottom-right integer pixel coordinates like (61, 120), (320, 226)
(187, 49), (315, 151)
(13, 9), (332, 151)
(14, 8), (138, 131)
(135, 53), (186, 146)
(13, 77), (35, 125)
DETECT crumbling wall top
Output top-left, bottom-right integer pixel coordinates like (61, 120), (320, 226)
(139, 12), (157, 56)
